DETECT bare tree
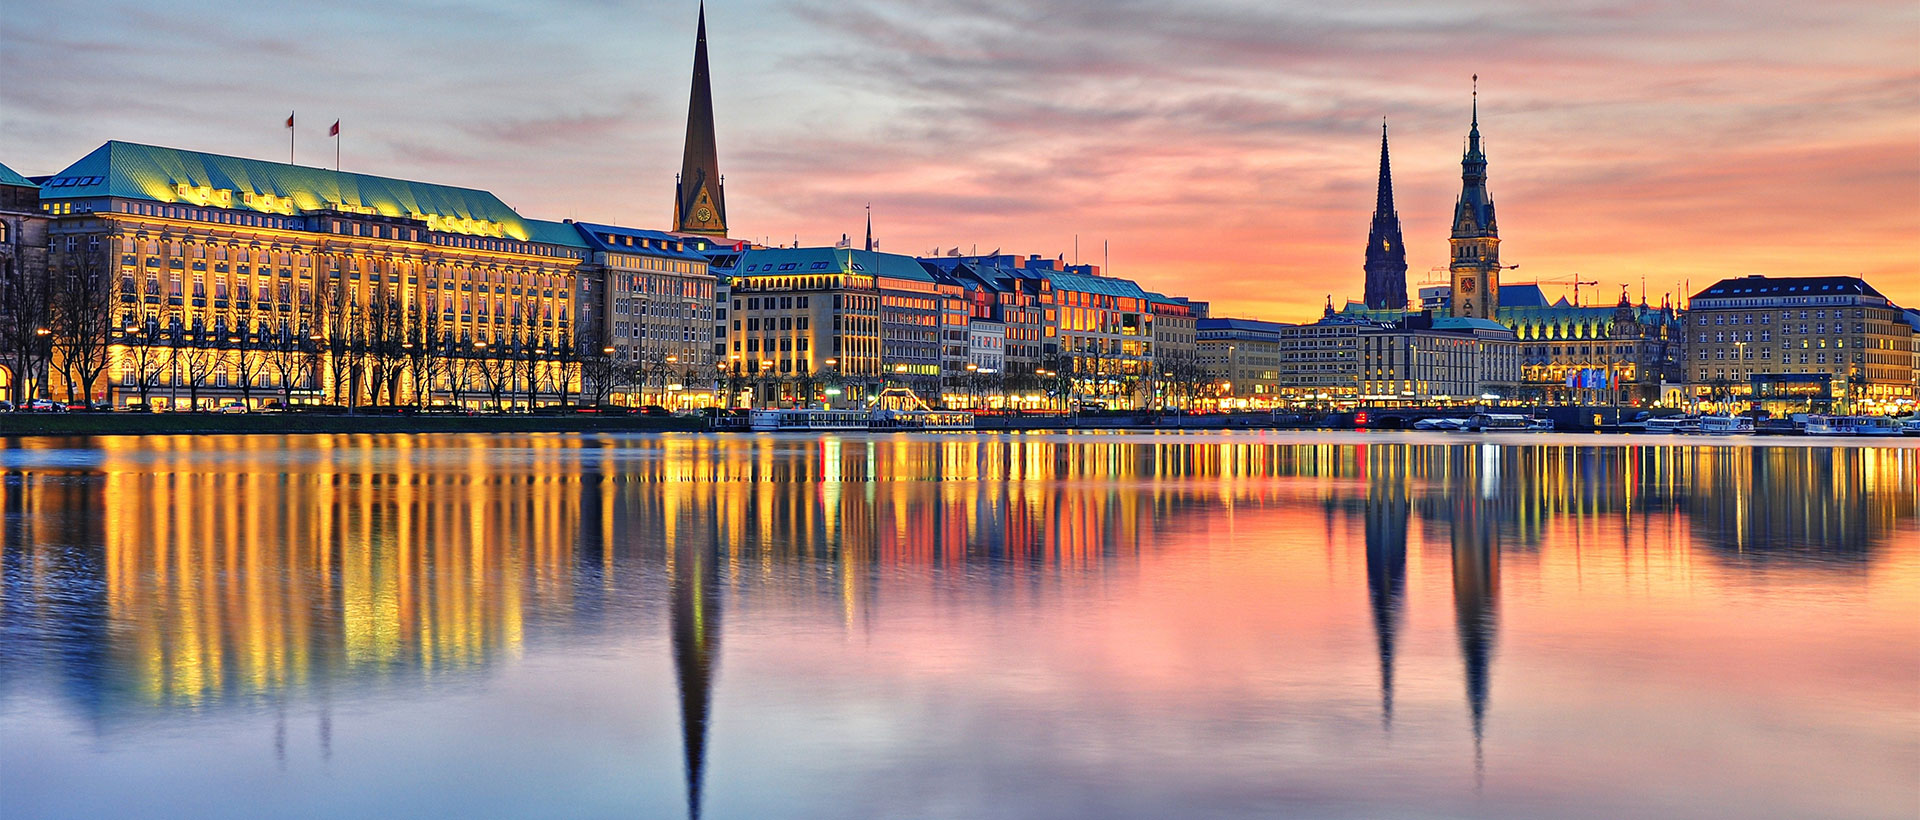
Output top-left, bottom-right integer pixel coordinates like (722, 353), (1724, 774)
(171, 323), (220, 410)
(49, 250), (115, 404)
(123, 318), (167, 407)
(0, 255), (51, 404)
(405, 298), (448, 410)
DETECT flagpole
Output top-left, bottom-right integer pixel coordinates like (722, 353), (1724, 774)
(289, 110), (295, 164)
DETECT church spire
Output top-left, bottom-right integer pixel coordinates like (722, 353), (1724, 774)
(673, 2), (728, 236)
(1363, 119), (1408, 310)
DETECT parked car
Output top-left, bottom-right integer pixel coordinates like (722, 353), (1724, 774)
(218, 402), (249, 414)
(259, 399), (288, 413)
(0, 400), (14, 413)
(639, 404), (673, 417)
(121, 402), (153, 413)
(25, 399), (66, 413)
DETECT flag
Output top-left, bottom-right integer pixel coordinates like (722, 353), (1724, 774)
(286, 113), (294, 128)
(329, 120), (340, 137)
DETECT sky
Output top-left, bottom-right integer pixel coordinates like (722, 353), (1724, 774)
(3, 0), (1917, 321)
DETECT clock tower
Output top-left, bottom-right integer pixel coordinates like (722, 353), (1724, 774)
(1449, 77), (1500, 320)
(673, 3), (728, 237)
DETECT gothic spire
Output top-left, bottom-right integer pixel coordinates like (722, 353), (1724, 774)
(674, 2), (728, 236)
(1374, 120), (1395, 217)
(1363, 119), (1408, 310)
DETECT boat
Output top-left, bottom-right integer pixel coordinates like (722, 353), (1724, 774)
(1463, 413), (1548, 432)
(1413, 417), (1464, 431)
(1527, 417), (1556, 432)
(1804, 415), (1905, 437)
(869, 409), (976, 431)
(1902, 417), (1920, 436)
(747, 408), (871, 432)
(1696, 415), (1755, 435)
(1644, 415), (1700, 434)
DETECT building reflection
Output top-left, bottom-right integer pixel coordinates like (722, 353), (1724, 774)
(0, 434), (1912, 794)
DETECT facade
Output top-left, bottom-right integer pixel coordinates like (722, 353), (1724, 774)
(0, 161), (52, 403)
(671, 4), (728, 237)
(1363, 123), (1408, 310)
(710, 246), (889, 407)
(1449, 87), (1502, 320)
(1278, 320), (1363, 401)
(1358, 315), (1522, 402)
(572, 223), (718, 406)
(1685, 275), (1915, 412)
(1046, 268), (1153, 408)
(1199, 318), (1287, 405)
(1338, 283), (1684, 405)
(34, 141), (588, 411)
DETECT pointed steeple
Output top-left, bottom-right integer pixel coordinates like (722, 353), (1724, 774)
(674, 3), (728, 236)
(1363, 119), (1408, 310)
(863, 204), (873, 252)
(1449, 76), (1501, 319)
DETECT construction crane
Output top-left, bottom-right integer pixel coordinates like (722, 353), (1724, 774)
(1535, 273), (1599, 306)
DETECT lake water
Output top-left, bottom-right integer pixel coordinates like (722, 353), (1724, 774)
(1, 432), (1916, 819)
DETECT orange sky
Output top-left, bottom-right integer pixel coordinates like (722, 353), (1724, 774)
(4, 0), (1917, 321)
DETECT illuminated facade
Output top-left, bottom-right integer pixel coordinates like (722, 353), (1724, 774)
(1280, 312), (1521, 403)
(1685, 274), (1916, 411)
(707, 246), (885, 406)
(1198, 317), (1286, 402)
(572, 223), (718, 406)
(36, 141), (587, 410)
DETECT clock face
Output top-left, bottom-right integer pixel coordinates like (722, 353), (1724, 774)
(1459, 278), (1477, 295)
(695, 206), (714, 223)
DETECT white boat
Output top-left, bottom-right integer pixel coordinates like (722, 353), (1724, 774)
(748, 409), (871, 432)
(1527, 417), (1556, 432)
(869, 409), (976, 431)
(1413, 417), (1464, 431)
(1696, 415), (1755, 435)
(1644, 416), (1700, 434)
(1804, 415), (1905, 437)
(1464, 413), (1547, 432)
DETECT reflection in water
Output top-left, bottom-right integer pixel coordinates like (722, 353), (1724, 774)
(1, 434), (1916, 819)
(673, 501), (722, 820)
(1364, 449), (1410, 733)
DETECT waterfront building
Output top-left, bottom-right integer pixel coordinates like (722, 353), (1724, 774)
(33, 141), (588, 411)
(923, 256), (1052, 382)
(1198, 317), (1287, 405)
(1363, 123), (1408, 310)
(1685, 275), (1916, 413)
(1449, 83), (1502, 321)
(708, 246), (891, 406)
(1358, 314), (1522, 403)
(0, 162), (52, 403)
(571, 223), (718, 407)
(1336, 283), (1684, 405)
(671, 3), (728, 238)
(1281, 308), (1521, 404)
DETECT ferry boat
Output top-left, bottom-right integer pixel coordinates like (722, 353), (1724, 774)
(1413, 417), (1464, 431)
(868, 409), (976, 431)
(1902, 417), (1920, 436)
(1644, 415), (1701, 434)
(1803, 415), (1905, 437)
(1463, 413), (1550, 432)
(747, 409), (871, 432)
(1696, 415), (1755, 435)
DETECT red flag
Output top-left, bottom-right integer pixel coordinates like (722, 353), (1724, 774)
(286, 112), (294, 128)
(329, 120), (339, 137)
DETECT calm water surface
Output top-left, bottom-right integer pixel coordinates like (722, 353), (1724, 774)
(1, 432), (1916, 819)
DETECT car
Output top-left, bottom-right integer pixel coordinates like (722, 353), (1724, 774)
(25, 399), (67, 413)
(218, 402), (249, 414)
(120, 402), (153, 413)
(639, 404), (673, 417)
(259, 399), (288, 413)
(0, 400), (14, 413)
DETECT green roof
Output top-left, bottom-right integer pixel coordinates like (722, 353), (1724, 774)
(39, 140), (568, 244)
(0, 161), (37, 189)
(733, 247), (934, 282)
(1044, 269), (1148, 299)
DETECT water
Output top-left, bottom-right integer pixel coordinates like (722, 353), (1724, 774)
(1, 432), (1916, 820)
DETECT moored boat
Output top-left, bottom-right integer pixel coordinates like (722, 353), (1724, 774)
(748, 409), (871, 432)
(1644, 415), (1700, 434)
(1804, 415), (1905, 437)
(1696, 415), (1755, 435)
